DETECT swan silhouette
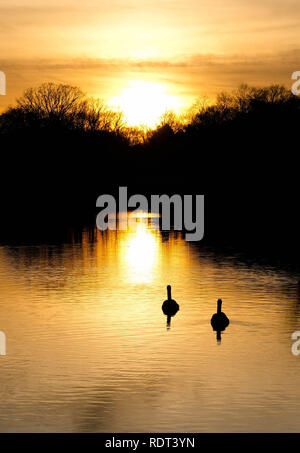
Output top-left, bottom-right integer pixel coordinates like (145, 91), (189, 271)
(211, 299), (230, 342)
(162, 285), (179, 326)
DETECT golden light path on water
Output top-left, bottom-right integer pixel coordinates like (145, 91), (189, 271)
(123, 223), (159, 283)
(0, 213), (300, 432)
(106, 211), (161, 284)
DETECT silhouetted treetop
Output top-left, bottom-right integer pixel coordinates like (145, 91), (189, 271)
(0, 82), (126, 135)
(0, 81), (299, 144)
(17, 83), (85, 118)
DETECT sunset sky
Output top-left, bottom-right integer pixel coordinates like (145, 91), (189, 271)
(1, 0), (300, 121)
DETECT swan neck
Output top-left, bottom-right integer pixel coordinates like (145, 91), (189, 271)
(217, 300), (222, 314)
(167, 286), (171, 300)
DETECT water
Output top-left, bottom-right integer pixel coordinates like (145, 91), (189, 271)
(0, 217), (300, 432)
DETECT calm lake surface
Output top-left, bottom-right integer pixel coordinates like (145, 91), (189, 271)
(0, 216), (300, 432)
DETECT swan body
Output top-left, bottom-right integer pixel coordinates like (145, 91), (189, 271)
(211, 299), (229, 331)
(162, 285), (179, 324)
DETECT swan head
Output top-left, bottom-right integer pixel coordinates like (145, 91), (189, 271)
(167, 285), (172, 299)
(217, 298), (222, 313)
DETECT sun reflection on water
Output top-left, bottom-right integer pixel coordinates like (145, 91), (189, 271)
(121, 214), (160, 284)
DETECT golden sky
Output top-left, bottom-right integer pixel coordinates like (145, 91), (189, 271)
(0, 0), (300, 117)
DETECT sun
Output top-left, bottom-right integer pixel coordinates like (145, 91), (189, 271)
(108, 80), (182, 128)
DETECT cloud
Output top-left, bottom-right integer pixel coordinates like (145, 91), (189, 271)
(0, 49), (299, 111)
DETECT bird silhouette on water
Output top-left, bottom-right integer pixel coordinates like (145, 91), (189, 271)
(211, 299), (230, 343)
(162, 285), (179, 327)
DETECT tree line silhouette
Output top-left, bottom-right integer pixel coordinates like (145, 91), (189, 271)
(0, 82), (299, 266)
